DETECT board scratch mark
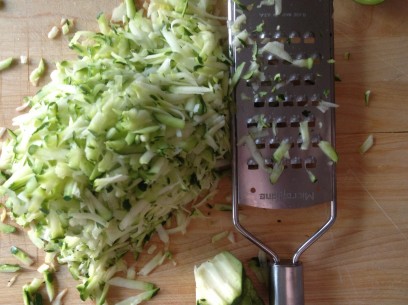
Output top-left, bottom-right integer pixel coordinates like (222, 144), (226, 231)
(348, 169), (408, 244)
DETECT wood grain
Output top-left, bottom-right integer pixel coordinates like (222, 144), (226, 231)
(1, 0), (408, 304)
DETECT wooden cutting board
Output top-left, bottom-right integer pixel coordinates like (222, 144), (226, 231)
(1, 1), (408, 304)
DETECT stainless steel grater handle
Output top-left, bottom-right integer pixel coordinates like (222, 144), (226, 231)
(232, 196), (336, 305)
(270, 262), (304, 305)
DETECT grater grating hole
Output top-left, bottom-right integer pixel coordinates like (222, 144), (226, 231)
(296, 135), (303, 147)
(265, 158), (274, 168)
(283, 94), (294, 107)
(311, 52), (322, 64)
(303, 31), (316, 44)
(295, 52), (308, 60)
(247, 117), (257, 128)
(254, 97), (265, 107)
(306, 115), (316, 127)
(273, 31), (287, 43)
(246, 79), (272, 87)
(304, 73), (316, 85)
(310, 93), (320, 106)
(288, 74), (301, 86)
(311, 134), (322, 147)
(291, 157), (303, 169)
(296, 94), (308, 106)
(268, 96), (279, 107)
(269, 137), (280, 148)
(276, 116), (287, 127)
(258, 32), (270, 42)
(305, 156), (317, 168)
(255, 138), (266, 149)
(266, 54), (279, 65)
(289, 31), (301, 44)
(282, 136), (295, 148)
(290, 115), (301, 127)
(247, 159), (258, 170)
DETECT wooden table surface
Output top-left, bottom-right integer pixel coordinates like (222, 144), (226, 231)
(1, 0), (408, 304)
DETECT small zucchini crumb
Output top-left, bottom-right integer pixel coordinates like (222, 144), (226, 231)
(227, 231), (236, 243)
(61, 18), (74, 35)
(364, 90), (371, 106)
(51, 288), (68, 305)
(48, 26), (60, 39)
(29, 58), (46, 86)
(0, 57), (13, 71)
(0, 127), (6, 138)
(0, 207), (6, 222)
(306, 169), (318, 183)
(359, 134), (374, 154)
(7, 273), (20, 287)
(20, 55), (28, 64)
(147, 244), (157, 255)
(15, 102), (30, 112)
(211, 230), (229, 243)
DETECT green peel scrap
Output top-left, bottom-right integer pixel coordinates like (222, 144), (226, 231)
(0, 57), (13, 71)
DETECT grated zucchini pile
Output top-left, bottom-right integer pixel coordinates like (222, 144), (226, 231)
(0, 0), (230, 303)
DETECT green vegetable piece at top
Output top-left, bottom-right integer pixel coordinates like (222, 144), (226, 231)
(354, 0), (384, 5)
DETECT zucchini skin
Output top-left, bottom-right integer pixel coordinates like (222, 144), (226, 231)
(195, 251), (265, 305)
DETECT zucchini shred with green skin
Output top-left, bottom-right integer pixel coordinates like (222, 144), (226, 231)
(0, 0), (231, 304)
(194, 251), (264, 305)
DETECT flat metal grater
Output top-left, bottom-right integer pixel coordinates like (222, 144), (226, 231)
(228, 0), (337, 304)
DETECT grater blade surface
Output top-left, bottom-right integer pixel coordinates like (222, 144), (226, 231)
(229, 0), (336, 209)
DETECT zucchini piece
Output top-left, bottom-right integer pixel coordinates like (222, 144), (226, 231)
(0, 263), (21, 273)
(0, 57), (13, 71)
(354, 0), (384, 4)
(0, 222), (17, 233)
(194, 251), (264, 305)
(10, 246), (34, 266)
